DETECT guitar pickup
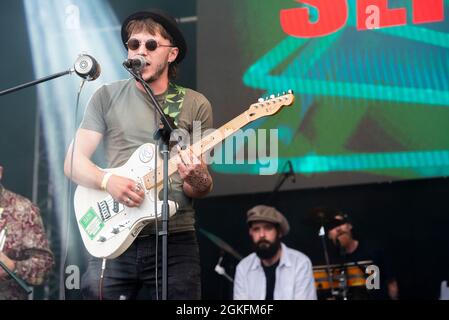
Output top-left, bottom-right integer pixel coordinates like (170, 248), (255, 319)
(97, 200), (111, 221)
(97, 197), (124, 222)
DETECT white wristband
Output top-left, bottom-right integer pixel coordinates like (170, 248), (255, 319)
(101, 172), (113, 191)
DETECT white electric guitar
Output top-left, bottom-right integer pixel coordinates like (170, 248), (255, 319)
(74, 92), (295, 258)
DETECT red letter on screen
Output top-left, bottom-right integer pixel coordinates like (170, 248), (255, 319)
(413, 0), (444, 24)
(357, 0), (407, 30)
(280, 0), (348, 37)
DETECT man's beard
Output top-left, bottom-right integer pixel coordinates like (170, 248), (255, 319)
(146, 61), (168, 83)
(253, 238), (281, 260)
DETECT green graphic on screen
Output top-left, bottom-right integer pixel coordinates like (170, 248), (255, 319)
(198, 0), (449, 191)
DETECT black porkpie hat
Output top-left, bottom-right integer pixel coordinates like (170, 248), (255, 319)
(121, 8), (187, 64)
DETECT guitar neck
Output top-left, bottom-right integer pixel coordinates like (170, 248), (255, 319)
(142, 112), (252, 190)
(141, 92), (294, 190)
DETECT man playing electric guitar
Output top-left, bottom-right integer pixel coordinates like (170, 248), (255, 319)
(64, 9), (213, 300)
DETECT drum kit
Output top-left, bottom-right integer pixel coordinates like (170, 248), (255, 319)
(200, 206), (374, 299)
(312, 260), (373, 299)
(306, 206), (372, 300)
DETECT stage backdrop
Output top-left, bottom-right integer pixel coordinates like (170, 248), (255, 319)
(198, 0), (449, 196)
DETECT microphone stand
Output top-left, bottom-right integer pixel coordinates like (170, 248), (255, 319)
(318, 225), (339, 299)
(123, 65), (176, 300)
(266, 161), (294, 204)
(335, 238), (349, 300)
(0, 69), (73, 96)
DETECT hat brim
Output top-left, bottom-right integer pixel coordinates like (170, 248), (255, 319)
(121, 9), (187, 64)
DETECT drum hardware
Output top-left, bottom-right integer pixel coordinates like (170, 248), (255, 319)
(313, 260), (374, 299)
(198, 228), (242, 283)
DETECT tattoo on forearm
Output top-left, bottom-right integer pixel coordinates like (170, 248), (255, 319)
(185, 168), (211, 194)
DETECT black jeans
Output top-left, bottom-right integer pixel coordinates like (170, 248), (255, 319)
(81, 231), (201, 300)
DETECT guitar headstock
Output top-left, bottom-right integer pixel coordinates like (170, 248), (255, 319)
(247, 90), (295, 121)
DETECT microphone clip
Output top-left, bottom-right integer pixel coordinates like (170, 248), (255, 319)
(73, 54), (101, 81)
(123, 56), (146, 74)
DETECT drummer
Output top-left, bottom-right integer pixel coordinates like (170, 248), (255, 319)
(325, 211), (399, 300)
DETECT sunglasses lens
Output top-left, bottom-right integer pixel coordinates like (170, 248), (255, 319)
(127, 38), (140, 50)
(145, 39), (158, 51)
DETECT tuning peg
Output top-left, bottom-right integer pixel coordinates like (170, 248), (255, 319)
(270, 94), (275, 99)
(282, 91), (286, 95)
(258, 98), (264, 103)
(288, 89), (294, 94)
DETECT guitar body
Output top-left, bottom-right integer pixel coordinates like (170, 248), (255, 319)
(74, 143), (177, 259)
(73, 92), (294, 259)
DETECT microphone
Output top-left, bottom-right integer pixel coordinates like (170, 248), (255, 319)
(287, 160), (296, 183)
(73, 54), (101, 81)
(123, 55), (147, 72)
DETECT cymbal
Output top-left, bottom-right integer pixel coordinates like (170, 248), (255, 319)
(199, 228), (243, 261)
(302, 206), (344, 228)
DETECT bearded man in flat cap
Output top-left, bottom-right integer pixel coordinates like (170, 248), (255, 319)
(233, 205), (316, 300)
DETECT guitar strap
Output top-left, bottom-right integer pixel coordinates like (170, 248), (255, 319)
(162, 82), (186, 126)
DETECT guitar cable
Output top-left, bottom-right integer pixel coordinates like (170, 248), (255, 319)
(66, 81), (108, 300)
(99, 258), (107, 300)
(61, 79), (86, 300)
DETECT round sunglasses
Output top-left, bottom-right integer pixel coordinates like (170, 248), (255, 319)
(126, 38), (175, 51)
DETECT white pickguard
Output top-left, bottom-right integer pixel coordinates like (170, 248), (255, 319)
(74, 143), (177, 259)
